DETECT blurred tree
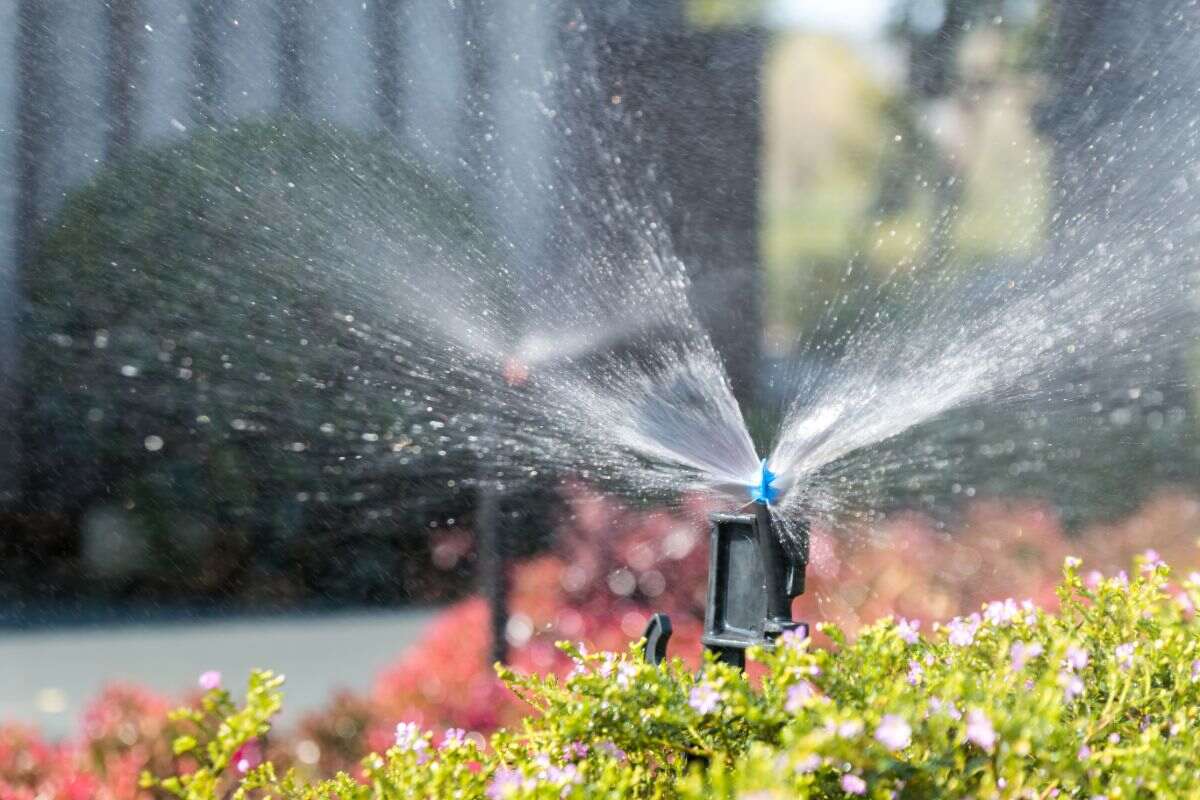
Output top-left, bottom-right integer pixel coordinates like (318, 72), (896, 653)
(104, 0), (142, 163)
(21, 120), (498, 607)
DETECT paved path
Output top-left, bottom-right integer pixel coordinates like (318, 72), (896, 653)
(0, 608), (438, 739)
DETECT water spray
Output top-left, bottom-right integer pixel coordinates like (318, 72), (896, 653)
(644, 459), (809, 670)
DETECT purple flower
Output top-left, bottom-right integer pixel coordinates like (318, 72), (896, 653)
(906, 659), (924, 686)
(596, 741), (627, 763)
(1140, 549), (1164, 572)
(837, 719), (864, 738)
(689, 683), (721, 715)
(874, 715), (912, 750)
(895, 617), (921, 645)
(928, 697), (962, 720)
(795, 754), (820, 774)
(394, 722), (429, 756)
(486, 767), (525, 799)
(965, 709), (996, 752)
(615, 662), (637, 688)
(198, 670), (222, 691)
(779, 627), (810, 652)
(1176, 593), (1194, 615)
(1078, 744), (1091, 759)
(1010, 641), (1043, 671)
(947, 613), (981, 647)
(786, 681), (816, 713)
(1065, 646), (1089, 672)
(1191, 660), (1200, 681)
(984, 599), (1018, 627)
(1061, 672), (1085, 701)
(532, 755), (581, 787)
(1064, 556), (1082, 570)
(565, 741), (589, 761)
(840, 774), (867, 795)
(440, 728), (466, 750)
(1115, 642), (1136, 671)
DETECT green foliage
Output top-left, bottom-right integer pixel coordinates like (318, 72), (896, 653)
(23, 118), (490, 600)
(152, 556), (1200, 797)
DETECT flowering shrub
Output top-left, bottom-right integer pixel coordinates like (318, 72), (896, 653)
(340, 488), (1200, 753)
(7, 492), (1200, 796)
(143, 555), (1200, 798)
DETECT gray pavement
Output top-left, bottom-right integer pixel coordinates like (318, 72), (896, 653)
(0, 607), (438, 739)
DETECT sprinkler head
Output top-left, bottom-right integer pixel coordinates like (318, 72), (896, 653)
(642, 506), (809, 670)
(748, 458), (780, 505)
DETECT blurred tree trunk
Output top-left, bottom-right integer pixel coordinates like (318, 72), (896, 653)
(9, 0), (55, 504)
(588, 3), (766, 409)
(104, 0), (141, 162)
(190, 0), (224, 125)
(370, 0), (404, 136)
(278, 0), (312, 117)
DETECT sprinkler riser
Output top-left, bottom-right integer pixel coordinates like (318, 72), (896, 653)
(643, 507), (809, 670)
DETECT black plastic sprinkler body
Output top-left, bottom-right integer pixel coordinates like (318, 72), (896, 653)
(643, 460), (809, 670)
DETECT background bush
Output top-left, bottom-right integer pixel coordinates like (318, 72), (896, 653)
(18, 119), (531, 608)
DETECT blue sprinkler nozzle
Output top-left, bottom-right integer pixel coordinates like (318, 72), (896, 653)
(749, 458), (780, 505)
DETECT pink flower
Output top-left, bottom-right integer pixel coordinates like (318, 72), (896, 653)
(874, 715), (912, 750)
(394, 721), (429, 757)
(232, 738), (262, 774)
(928, 696), (962, 720)
(840, 774), (867, 795)
(198, 670), (221, 691)
(440, 728), (466, 750)
(1078, 744), (1091, 759)
(895, 618), (921, 645)
(596, 741), (627, 763)
(795, 754), (820, 773)
(689, 684), (721, 715)
(1140, 549), (1164, 572)
(1065, 646), (1089, 671)
(1115, 642), (1136, 671)
(1085, 570), (1104, 589)
(786, 681), (816, 713)
(486, 767), (525, 799)
(965, 709), (996, 752)
(780, 627), (810, 652)
(837, 719), (864, 738)
(615, 662), (637, 688)
(984, 599), (1018, 627)
(1176, 593), (1194, 615)
(1061, 672), (1085, 701)
(1010, 641), (1043, 671)
(947, 614), (981, 647)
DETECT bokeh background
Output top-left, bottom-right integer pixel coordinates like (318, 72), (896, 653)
(1, 0), (1199, 787)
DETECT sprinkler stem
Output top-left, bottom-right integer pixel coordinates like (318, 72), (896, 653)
(754, 500), (796, 636)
